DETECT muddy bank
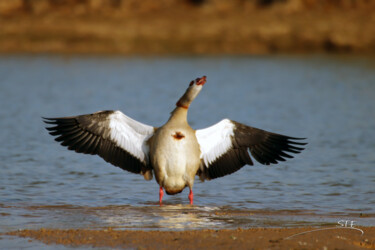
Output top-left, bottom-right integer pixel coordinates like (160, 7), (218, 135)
(1, 0), (375, 54)
(5, 227), (375, 249)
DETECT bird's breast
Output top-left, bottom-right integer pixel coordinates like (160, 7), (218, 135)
(149, 127), (201, 187)
(172, 131), (185, 140)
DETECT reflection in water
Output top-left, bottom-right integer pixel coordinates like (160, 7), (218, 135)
(96, 205), (222, 230)
(155, 205), (221, 229)
(2, 204), (374, 233)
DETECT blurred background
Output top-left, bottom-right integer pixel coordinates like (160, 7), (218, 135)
(1, 0), (375, 54)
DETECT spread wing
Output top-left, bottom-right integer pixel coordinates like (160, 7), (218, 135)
(43, 110), (155, 175)
(195, 119), (306, 180)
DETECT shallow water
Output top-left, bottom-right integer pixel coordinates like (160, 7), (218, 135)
(0, 55), (375, 239)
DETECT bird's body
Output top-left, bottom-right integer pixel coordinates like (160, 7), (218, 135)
(44, 76), (306, 204)
(150, 110), (200, 195)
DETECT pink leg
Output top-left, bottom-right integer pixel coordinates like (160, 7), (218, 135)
(188, 189), (194, 205)
(159, 186), (164, 205)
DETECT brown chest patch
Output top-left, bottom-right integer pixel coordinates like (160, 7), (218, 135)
(172, 131), (185, 140)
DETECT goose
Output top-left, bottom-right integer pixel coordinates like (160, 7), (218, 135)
(43, 76), (306, 205)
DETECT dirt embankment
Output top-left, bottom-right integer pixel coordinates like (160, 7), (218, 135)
(1, 0), (375, 54)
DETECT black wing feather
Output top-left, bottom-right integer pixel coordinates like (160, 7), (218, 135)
(43, 112), (150, 174)
(200, 120), (306, 180)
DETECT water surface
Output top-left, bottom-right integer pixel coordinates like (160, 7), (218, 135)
(0, 55), (374, 239)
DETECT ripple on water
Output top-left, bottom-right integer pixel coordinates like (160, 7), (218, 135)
(3, 204), (375, 233)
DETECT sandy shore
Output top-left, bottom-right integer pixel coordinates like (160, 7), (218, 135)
(1, 0), (375, 55)
(4, 227), (375, 249)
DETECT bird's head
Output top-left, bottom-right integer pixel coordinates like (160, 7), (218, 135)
(176, 76), (206, 109)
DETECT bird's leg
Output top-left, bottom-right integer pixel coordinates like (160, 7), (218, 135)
(159, 186), (164, 205)
(188, 189), (194, 205)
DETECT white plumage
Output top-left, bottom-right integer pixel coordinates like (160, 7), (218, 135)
(196, 119), (235, 166)
(108, 111), (154, 164)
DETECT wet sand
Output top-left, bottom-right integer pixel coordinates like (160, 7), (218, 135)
(4, 227), (375, 249)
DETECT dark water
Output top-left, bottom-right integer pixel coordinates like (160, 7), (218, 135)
(0, 55), (375, 246)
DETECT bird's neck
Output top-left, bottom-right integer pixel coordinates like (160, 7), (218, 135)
(168, 84), (201, 125)
(168, 106), (188, 125)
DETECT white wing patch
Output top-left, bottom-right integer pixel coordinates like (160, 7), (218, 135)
(195, 119), (235, 167)
(108, 111), (154, 164)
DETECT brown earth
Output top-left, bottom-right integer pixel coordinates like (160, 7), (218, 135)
(1, 0), (375, 55)
(4, 227), (375, 249)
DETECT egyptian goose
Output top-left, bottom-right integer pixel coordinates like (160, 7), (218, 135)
(43, 76), (306, 205)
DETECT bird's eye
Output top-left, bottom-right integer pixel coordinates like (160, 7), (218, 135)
(189, 81), (194, 86)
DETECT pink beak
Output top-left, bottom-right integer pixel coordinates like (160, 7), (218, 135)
(196, 76), (207, 85)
